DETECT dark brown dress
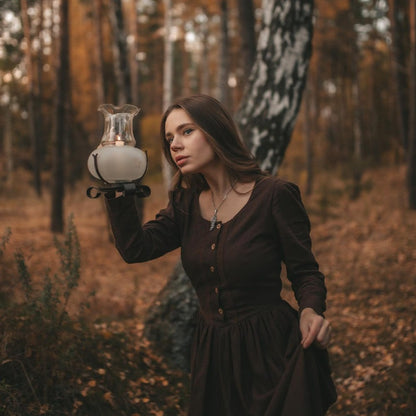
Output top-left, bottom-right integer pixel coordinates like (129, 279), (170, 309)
(106, 177), (337, 416)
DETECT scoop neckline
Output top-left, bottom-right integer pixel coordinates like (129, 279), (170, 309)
(196, 178), (261, 228)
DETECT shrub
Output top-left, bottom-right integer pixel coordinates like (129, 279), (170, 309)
(0, 216), (188, 415)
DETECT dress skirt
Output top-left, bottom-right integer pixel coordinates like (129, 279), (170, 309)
(188, 301), (337, 416)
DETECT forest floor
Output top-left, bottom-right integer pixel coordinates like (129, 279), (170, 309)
(0, 164), (415, 415)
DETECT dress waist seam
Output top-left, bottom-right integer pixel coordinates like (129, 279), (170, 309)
(196, 299), (294, 327)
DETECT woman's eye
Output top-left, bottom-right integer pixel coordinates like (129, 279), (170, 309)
(166, 137), (174, 145)
(184, 128), (193, 135)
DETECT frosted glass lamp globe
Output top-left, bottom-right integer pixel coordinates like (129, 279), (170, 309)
(87, 104), (148, 183)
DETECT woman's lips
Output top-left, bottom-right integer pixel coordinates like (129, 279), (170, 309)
(175, 156), (189, 167)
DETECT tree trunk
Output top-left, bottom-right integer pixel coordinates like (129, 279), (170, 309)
(92, 0), (105, 104)
(127, 0), (139, 105)
(389, 0), (410, 152)
(144, 0), (314, 370)
(200, 9), (210, 95)
(217, 0), (230, 108)
(303, 81), (313, 196)
(162, 0), (174, 190)
(50, 0), (70, 233)
(408, 0), (416, 209)
(350, 2), (363, 200)
(3, 97), (13, 186)
(20, 0), (42, 197)
(351, 78), (363, 200)
(109, 0), (132, 104)
(236, 0), (314, 174)
(236, 0), (256, 83)
(127, 0), (144, 221)
(351, 80), (364, 199)
(34, 0), (44, 179)
(144, 263), (198, 370)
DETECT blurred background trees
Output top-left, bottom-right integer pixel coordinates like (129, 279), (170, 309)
(0, 0), (415, 216)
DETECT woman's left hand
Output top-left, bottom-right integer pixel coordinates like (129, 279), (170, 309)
(299, 307), (332, 349)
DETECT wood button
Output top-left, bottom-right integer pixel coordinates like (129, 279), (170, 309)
(214, 287), (219, 294)
(211, 243), (216, 250)
(216, 223), (221, 230)
(218, 308), (224, 315)
(209, 266), (215, 272)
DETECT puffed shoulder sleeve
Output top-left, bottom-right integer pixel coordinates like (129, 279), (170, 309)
(272, 179), (327, 315)
(105, 191), (181, 263)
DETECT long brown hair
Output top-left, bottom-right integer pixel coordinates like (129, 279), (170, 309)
(160, 94), (266, 191)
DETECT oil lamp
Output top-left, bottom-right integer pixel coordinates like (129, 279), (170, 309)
(86, 104), (151, 199)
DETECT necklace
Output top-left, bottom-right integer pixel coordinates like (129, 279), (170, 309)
(209, 182), (235, 231)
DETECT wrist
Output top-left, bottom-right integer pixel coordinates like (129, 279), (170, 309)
(300, 307), (317, 318)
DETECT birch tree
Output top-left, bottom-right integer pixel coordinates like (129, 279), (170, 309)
(144, 0), (315, 370)
(236, 0), (314, 174)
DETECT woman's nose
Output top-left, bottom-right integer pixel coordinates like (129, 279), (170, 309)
(170, 137), (183, 151)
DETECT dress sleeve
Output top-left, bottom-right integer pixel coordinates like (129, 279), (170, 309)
(105, 192), (181, 263)
(272, 180), (327, 315)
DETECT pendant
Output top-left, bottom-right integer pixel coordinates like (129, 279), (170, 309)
(209, 211), (217, 231)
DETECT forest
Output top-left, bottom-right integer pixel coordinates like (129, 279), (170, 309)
(0, 0), (415, 415)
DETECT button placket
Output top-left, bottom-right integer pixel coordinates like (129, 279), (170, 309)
(208, 221), (220, 275)
(208, 222), (225, 319)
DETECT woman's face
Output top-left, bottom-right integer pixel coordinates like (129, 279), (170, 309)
(164, 109), (218, 175)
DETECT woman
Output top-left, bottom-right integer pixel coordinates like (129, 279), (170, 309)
(105, 94), (337, 415)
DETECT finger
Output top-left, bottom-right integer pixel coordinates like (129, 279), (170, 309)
(315, 321), (332, 349)
(302, 318), (324, 349)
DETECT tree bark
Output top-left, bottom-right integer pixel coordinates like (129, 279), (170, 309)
(236, 0), (256, 83)
(50, 0), (70, 233)
(162, 0), (174, 190)
(351, 78), (363, 200)
(217, 0), (230, 108)
(127, 0), (139, 105)
(236, 0), (314, 174)
(92, 0), (105, 104)
(20, 0), (42, 196)
(144, 0), (314, 370)
(34, 0), (45, 180)
(303, 81), (313, 196)
(144, 263), (198, 371)
(200, 8), (210, 95)
(408, 0), (416, 208)
(109, 0), (132, 104)
(389, 0), (410, 152)
(3, 96), (13, 186)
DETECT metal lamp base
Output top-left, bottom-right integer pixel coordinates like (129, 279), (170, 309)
(86, 182), (151, 199)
